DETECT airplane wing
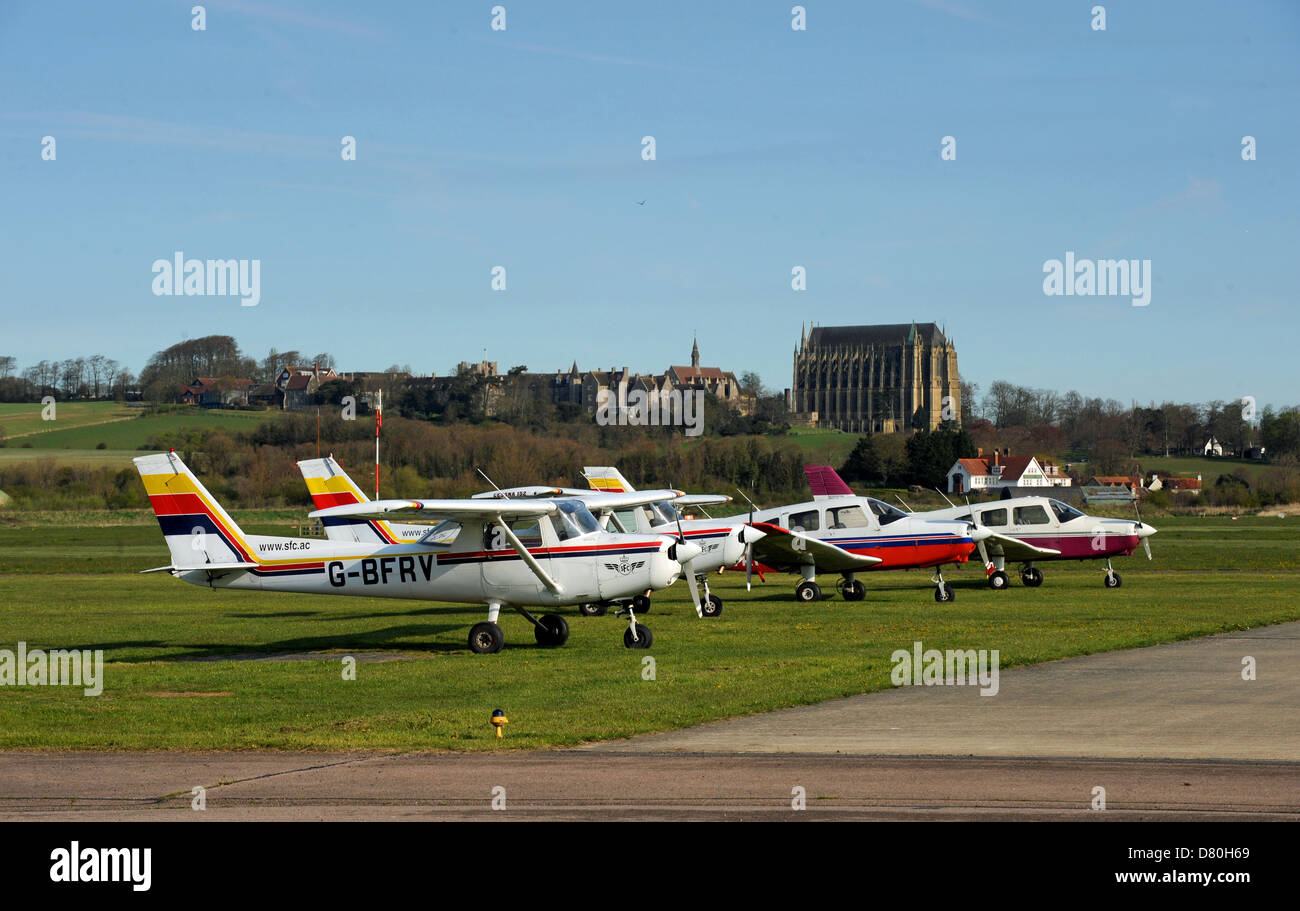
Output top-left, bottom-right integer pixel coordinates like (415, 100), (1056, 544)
(676, 494), (733, 507)
(309, 498), (560, 525)
(984, 533), (1061, 561)
(748, 522), (883, 573)
(578, 490), (686, 515)
(470, 486), (565, 499)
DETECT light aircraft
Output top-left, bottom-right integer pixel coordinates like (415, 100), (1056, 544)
(297, 456), (748, 619)
(725, 466), (988, 603)
(578, 466), (758, 617)
(916, 492), (1157, 589)
(137, 451), (702, 653)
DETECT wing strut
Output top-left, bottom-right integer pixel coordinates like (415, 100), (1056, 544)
(496, 521), (564, 595)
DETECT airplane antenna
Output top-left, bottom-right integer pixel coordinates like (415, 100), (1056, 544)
(895, 495), (914, 513)
(934, 487), (956, 508)
(476, 468), (501, 491)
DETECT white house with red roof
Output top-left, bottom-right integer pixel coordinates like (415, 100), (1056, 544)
(946, 449), (1072, 494)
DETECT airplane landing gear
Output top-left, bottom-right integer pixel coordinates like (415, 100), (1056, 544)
(578, 602), (608, 617)
(701, 592), (723, 618)
(987, 570), (1009, 591)
(795, 580), (823, 602)
(1021, 565), (1044, 587)
(1103, 560), (1122, 588)
(631, 592), (652, 614)
(932, 569), (955, 602)
(838, 577), (866, 601)
(468, 621), (505, 654)
(532, 614), (570, 647)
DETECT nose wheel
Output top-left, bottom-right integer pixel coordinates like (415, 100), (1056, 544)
(1103, 560), (1123, 588)
(838, 578), (867, 601)
(701, 593), (723, 617)
(1021, 566), (1044, 587)
(932, 569), (955, 602)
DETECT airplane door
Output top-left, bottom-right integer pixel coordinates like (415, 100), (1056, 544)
(481, 517), (553, 593)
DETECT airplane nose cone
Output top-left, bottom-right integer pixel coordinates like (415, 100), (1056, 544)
(968, 524), (993, 541)
(1139, 523), (1157, 537)
(669, 541), (702, 565)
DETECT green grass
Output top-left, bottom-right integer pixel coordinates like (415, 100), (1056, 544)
(4, 406), (270, 451)
(1134, 455), (1269, 484)
(0, 515), (1296, 751)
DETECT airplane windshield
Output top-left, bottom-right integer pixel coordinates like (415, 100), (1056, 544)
(1049, 500), (1085, 523)
(867, 499), (907, 526)
(649, 500), (680, 526)
(554, 499), (600, 539)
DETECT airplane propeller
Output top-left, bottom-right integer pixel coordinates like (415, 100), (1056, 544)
(1133, 497), (1154, 561)
(965, 495), (993, 574)
(670, 514), (704, 617)
(736, 487), (758, 591)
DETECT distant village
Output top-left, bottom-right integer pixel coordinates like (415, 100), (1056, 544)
(173, 337), (750, 419)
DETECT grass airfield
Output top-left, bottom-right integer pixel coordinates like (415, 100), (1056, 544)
(0, 515), (1296, 752)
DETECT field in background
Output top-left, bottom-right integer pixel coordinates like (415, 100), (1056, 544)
(0, 514), (1294, 750)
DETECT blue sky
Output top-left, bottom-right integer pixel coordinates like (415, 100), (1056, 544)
(2, 0), (1297, 408)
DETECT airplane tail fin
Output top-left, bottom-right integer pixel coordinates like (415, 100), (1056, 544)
(583, 466), (636, 494)
(296, 455), (394, 544)
(805, 465), (855, 500)
(134, 452), (257, 567)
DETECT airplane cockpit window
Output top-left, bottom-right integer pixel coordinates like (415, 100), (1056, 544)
(1049, 500), (1085, 523)
(418, 520), (461, 546)
(553, 499), (600, 540)
(827, 505), (869, 529)
(485, 517), (545, 550)
(789, 509), (821, 532)
(649, 500), (680, 526)
(1013, 504), (1052, 526)
(866, 499), (907, 526)
(980, 509), (1007, 527)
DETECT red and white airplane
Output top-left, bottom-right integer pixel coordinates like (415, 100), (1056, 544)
(800, 466), (1157, 590)
(137, 451), (702, 653)
(689, 466), (986, 603)
(918, 492), (1156, 589)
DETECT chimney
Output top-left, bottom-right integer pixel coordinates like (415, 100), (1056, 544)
(976, 447), (983, 458)
(993, 450), (1000, 467)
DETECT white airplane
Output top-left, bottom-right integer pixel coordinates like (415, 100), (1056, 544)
(137, 451), (701, 653)
(298, 457), (753, 619)
(918, 494), (1157, 589)
(579, 466), (756, 617)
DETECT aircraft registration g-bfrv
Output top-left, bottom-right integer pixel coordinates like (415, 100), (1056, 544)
(135, 451), (702, 653)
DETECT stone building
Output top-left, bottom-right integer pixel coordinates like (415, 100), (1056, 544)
(790, 322), (960, 433)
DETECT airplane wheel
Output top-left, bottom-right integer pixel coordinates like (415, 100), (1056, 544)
(934, 586), (956, 603)
(795, 581), (822, 602)
(632, 594), (652, 614)
(988, 571), (1009, 591)
(1104, 572), (1123, 589)
(701, 594), (723, 618)
(623, 624), (653, 649)
(534, 614), (569, 647)
(578, 602), (607, 617)
(468, 622), (505, 654)
(842, 580), (866, 601)
(1021, 568), (1043, 587)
